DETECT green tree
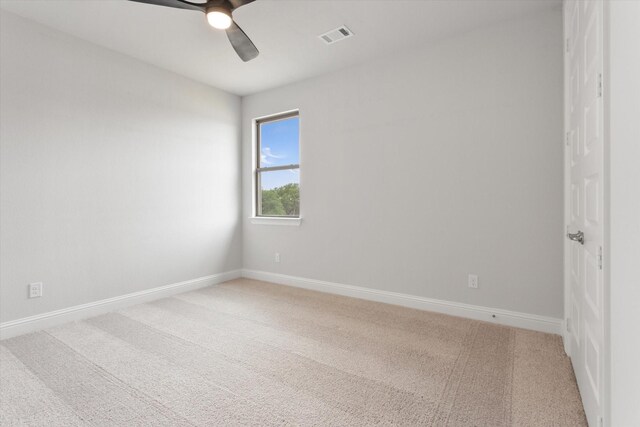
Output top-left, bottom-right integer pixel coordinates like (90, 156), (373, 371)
(261, 189), (285, 215)
(275, 183), (300, 216)
(260, 183), (299, 216)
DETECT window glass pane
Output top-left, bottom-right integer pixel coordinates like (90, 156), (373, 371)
(259, 116), (299, 168)
(258, 169), (300, 216)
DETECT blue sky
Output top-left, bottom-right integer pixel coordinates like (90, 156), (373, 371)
(260, 116), (299, 190)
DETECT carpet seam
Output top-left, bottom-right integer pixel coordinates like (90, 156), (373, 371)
(430, 321), (479, 426)
(1, 342), (95, 426)
(132, 299), (433, 425)
(45, 330), (198, 427)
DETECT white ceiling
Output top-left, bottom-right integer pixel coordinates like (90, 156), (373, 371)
(0, 0), (560, 96)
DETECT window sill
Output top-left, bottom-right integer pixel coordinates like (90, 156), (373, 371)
(250, 217), (301, 226)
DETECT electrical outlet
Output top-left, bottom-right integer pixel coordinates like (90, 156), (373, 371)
(468, 274), (478, 289)
(29, 282), (43, 298)
(275, 252), (280, 263)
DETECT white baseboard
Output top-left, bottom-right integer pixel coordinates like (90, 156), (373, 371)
(562, 319), (572, 356)
(0, 269), (241, 340)
(2, 268), (562, 340)
(242, 269), (563, 335)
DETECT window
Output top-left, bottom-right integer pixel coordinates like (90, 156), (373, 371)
(255, 112), (300, 217)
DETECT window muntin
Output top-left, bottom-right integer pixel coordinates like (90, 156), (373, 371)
(256, 112), (299, 217)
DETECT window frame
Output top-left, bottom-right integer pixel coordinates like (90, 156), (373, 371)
(255, 111), (300, 218)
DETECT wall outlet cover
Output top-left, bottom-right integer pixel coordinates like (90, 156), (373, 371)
(468, 275), (479, 289)
(29, 282), (43, 298)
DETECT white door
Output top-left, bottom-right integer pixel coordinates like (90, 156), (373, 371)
(565, 0), (605, 425)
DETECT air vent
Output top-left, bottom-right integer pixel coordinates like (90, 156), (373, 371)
(319, 26), (354, 45)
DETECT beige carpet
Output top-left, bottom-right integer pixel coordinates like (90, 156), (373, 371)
(1, 278), (587, 426)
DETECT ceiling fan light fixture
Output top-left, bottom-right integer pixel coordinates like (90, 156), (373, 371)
(206, 7), (232, 30)
(127, 0), (258, 61)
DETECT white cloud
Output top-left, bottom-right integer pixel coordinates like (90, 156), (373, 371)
(261, 147), (286, 166)
(262, 147), (284, 159)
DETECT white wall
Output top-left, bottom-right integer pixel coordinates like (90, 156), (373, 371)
(0, 11), (242, 323)
(607, 1), (640, 425)
(242, 9), (564, 318)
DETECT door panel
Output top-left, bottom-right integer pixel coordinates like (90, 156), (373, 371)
(584, 175), (599, 224)
(571, 295), (581, 343)
(584, 248), (600, 313)
(565, 1), (605, 425)
(585, 326), (601, 401)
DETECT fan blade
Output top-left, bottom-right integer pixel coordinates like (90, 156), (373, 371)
(229, 0), (255, 10)
(128, 0), (206, 12)
(226, 21), (259, 62)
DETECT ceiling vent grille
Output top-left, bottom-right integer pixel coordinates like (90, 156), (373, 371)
(319, 26), (354, 45)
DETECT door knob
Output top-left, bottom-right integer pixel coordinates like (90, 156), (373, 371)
(567, 230), (584, 245)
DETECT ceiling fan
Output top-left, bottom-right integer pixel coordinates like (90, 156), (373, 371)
(128, 0), (258, 62)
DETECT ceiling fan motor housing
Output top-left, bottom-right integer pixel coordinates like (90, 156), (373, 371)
(207, 5), (232, 17)
(207, 0), (234, 14)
